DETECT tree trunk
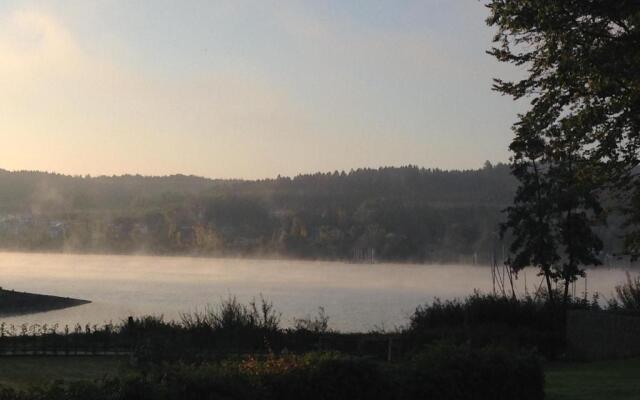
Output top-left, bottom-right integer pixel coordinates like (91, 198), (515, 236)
(562, 278), (570, 307)
(544, 271), (555, 305)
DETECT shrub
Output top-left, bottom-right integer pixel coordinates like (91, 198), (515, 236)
(0, 348), (543, 400)
(400, 344), (544, 400)
(609, 272), (640, 311)
(176, 296), (283, 356)
(406, 293), (565, 358)
(409, 293), (556, 330)
(180, 295), (281, 333)
(292, 307), (330, 333)
(249, 353), (389, 400)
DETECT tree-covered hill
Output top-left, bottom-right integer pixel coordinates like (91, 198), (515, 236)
(0, 164), (518, 262)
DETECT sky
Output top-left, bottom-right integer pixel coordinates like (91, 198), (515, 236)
(0, 0), (525, 179)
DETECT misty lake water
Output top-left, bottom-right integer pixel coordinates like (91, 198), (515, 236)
(0, 252), (637, 332)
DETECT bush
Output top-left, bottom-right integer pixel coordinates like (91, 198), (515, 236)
(180, 295), (281, 332)
(406, 293), (565, 358)
(176, 296), (283, 356)
(254, 353), (390, 400)
(0, 348), (543, 400)
(409, 293), (556, 330)
(400, 344), (544, 400)
(609, 272), (640, 311)
(293, 307), (330, 334)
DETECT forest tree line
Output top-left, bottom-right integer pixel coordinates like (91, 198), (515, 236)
(0, 163), (623, 263)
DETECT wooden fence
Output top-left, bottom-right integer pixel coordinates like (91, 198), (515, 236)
(0, 331), (402, 361)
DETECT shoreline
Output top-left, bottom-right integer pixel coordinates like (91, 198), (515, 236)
(0, 288), (90, 317)
(1, 249), (639, 270)
(0, 248), (507, 268)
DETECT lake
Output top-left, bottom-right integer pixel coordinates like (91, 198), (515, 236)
(0, 251), (636, 332)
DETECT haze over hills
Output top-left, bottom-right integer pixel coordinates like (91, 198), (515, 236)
(0, 163), (514, 263)
(1, 163), (620, 263)
(0, 163), (515, 211)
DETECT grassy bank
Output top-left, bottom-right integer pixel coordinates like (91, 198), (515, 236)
(546, 358), (640, 400)
(0, 356), (124, 390)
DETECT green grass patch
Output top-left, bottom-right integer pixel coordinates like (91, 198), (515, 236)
(546, 358), (640, 400)
(0, 356), (125, 390)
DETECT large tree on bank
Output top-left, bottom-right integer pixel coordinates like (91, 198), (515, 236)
(500, 120), (604, 305)
(488, 1), (640, 302)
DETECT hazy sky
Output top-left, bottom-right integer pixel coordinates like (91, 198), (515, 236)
(0, 1), (524, 179)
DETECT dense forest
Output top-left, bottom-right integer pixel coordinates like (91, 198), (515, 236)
(0, 163), (601, 263)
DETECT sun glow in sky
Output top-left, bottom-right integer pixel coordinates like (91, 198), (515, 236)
(0, 1), (523, 179)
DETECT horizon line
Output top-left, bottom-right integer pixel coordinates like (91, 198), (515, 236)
(0, 161), (509, 182)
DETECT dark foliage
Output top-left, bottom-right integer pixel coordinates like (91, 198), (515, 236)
(487, 1), (640, 279)
(0, 294), (603, 361)
(608, 272), (640, 311)
(406, 293), (600, 359)
(401, 345), (543, 400)
(0, 347), (544, 400)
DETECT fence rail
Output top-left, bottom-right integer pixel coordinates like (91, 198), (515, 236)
(0, 333), (403, 360)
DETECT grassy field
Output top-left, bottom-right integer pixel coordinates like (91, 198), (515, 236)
(546, 358), (640, 400)
(0, 356), (124, 390)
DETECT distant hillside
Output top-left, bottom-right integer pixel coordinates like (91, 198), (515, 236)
(0, 164), (522, 262)
(0, 164), (515, 213)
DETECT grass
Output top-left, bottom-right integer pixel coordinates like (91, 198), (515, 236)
(0, 356), (125, 390)
(546, 358), (640, 400)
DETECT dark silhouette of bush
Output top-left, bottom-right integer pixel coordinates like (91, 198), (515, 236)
(400, 344), (543, 400)
(0, 348), (543, 400)
(608, 272), (640, 312)
(406, 293), (600, 359)
(0, 293), (603, 361)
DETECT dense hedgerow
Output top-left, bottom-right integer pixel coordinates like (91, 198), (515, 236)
(0, 347), (543, 400)
(405, 292), (600, 358)
(400, 345), (543, 400)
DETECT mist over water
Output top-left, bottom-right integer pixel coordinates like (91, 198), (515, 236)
(0, 252), (635, 332)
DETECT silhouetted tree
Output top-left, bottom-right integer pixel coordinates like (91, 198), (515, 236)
(488, 1), (629, 304)
(487, 0), (640, 256)
(501, 136), (560, 303)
